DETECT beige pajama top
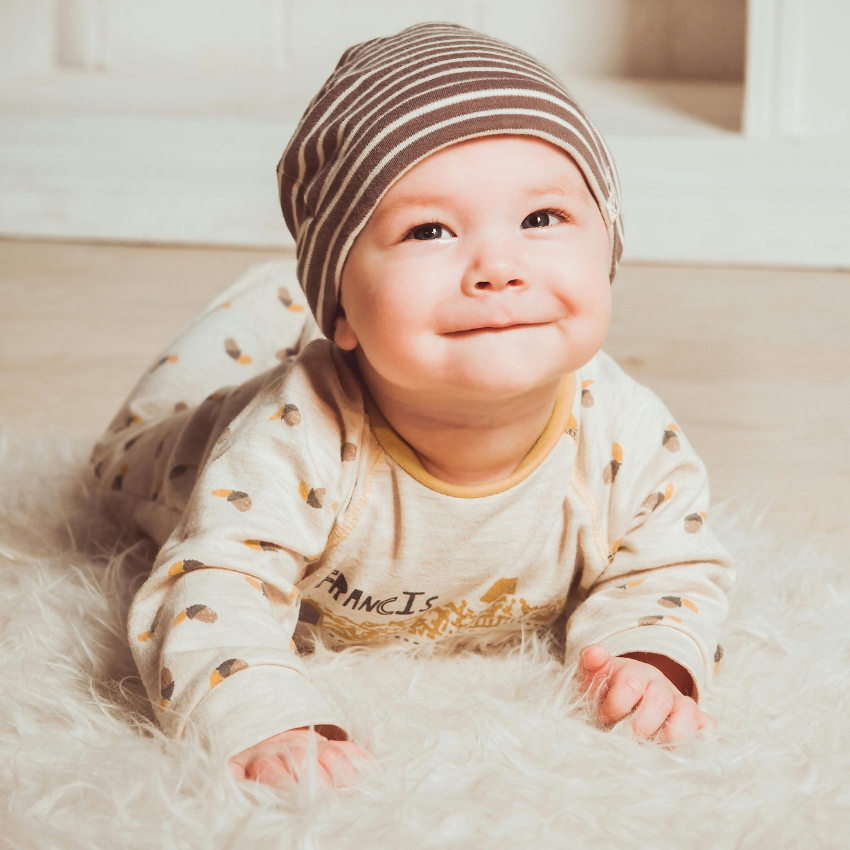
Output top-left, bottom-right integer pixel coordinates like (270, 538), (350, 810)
(122, 294), (734, 760)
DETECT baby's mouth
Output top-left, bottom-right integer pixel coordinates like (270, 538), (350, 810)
(445, 322), (542, 336)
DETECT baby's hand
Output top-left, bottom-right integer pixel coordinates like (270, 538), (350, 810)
(577, 645), (716, 744)
(229, 726), (369, 790)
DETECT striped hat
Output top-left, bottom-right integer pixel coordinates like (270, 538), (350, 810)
(277, 22), (624, 338)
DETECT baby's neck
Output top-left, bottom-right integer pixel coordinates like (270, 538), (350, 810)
(355, 357), (565, 487)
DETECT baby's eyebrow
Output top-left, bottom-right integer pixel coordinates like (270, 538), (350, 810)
(372, 193), (450, 223)
(527, 182), (592, 203)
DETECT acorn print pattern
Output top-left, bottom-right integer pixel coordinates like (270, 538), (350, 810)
(210, 658), (249, 687)
(603, 443), (623, 483)
(211, 488), (252, 512)
(138, 605), (163, 642)
(616, 577), (645, 590)
(169, 464), (195, 480)
(224, 338), (252, 365)
(639, 613), (681, 626)
(160, 668), (175, 707)
(714, 644), (724, 674)
(124, 435), (140, 451)
(608, 538), (623, 562)
(112, 463), (129, 491)
(663, 423), (681, 452)
(275, 347), (298, 361)
(167, 558), (205, 577)
(270, 404), (301, 425)
(341, 442), (357, 462)
(685, 512), (707, 533)
(245, 576), (268, 597)
(151, 354), (178, 372)
(172, 604), (217, 626)
(299, 480), (325, 508)
(658, 595), (698, 613)
(581, 380), (595, 408)
(565, 413), (578, 439)
(278, 287), (305, 312)
(245, 539), (283, 552)
(174, 401), (188, 413)
(643, 482), (675, 511)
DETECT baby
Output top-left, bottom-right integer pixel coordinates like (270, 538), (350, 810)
(92, 23), (734, 790)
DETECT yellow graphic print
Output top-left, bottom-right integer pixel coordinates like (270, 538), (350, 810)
(299, 480), (325, 508)
(210, 658), (248, 688)
(714, 644), (724, 674)
(305, 578), (565, 644)
(663, 423), (681, 452)
(278, 287), (305, 312)
(224, 338), (252, 365)
(172, 604), (217, 626)
(270, 404), (301, 425)
(160, 668), (175, 707)
(684, 512), (707, 533)
(211, 488), (252, 512)
(643, 482), (675, 511)
(167, 558), (205, 577)
(480, 577), (517, 603)
(341, 442), (357, 462)
(138, 605), (163, 642)
(603, 442), (623, 483)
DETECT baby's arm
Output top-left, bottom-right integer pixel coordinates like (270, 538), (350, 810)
(566, 383), (735, 741)
(128, 342), (366, 784)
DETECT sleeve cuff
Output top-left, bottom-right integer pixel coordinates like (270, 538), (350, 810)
(598, 627), (707, 702)
(188, 664), (351, 761)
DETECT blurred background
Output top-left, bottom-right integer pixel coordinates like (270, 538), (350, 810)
(0, 0), (848, 552)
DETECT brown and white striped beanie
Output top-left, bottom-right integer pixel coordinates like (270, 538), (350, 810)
(277, 22), (624, 338)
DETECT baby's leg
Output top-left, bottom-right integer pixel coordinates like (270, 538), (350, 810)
(91, 258), (321, 545)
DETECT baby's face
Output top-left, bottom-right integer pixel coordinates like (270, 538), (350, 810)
(335, 135), (612, 401)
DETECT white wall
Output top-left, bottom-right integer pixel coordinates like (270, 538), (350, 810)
(11, 0), (746, 86)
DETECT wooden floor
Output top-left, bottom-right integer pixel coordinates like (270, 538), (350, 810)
(1, 239), (847, 556)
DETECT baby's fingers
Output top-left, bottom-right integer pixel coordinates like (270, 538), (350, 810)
(597, 669), (647, 725)
(657, 697), (704, 745)
(577, 645), (613, 699)
(243, 754), (298, 790)
(629, 680), (675, 740)
(317, 741), (369, 787)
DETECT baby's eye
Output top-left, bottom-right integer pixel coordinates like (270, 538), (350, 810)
(409, 223), (452, 241)
(521, 210), (557, 229)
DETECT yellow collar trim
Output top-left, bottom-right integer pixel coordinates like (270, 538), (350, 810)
(363, 373), (576, 499)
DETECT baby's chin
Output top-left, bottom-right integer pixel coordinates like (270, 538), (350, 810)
(429, 340), (576, 400)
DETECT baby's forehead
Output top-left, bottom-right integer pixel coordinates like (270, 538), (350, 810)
(390, 135), (591, 195)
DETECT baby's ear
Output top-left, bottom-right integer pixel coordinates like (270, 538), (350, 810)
(333, 309), (359, 351)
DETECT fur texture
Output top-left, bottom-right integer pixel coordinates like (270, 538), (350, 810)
(1, 426), (848, 849)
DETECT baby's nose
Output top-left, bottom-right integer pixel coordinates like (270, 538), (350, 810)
(474, 278), (523, 290)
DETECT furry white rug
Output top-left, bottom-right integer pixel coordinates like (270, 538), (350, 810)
(2, 426), (849, 849)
